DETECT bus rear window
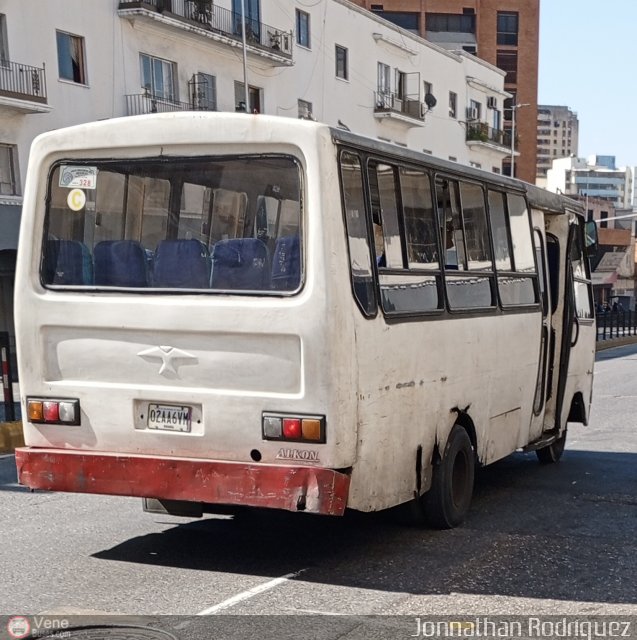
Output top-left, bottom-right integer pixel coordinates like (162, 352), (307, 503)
(42, 156), (302, 293)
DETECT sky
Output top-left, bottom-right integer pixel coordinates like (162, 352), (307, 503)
(538, 1), (637, 168)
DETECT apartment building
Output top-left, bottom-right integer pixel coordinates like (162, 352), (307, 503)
(0, 0), (511, 401)
(351, 0), (540, 183)
(536, 105), (579, 187)
(546, 156), (634, 209)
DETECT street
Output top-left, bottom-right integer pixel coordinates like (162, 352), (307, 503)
(1, 345), (635, 625)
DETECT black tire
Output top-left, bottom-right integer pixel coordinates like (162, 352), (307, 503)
(536, 430), (566, 464)
(422, 424), (475, 529)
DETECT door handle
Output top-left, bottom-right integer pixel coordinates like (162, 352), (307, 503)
(571, 314), (580, 347)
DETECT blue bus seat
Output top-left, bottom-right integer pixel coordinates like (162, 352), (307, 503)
(271, 235), (300, 290)
(94, 240), (148, 287)
(45, 239), (94, 285)
(152, 239), (211, 289)
(210, 238), (269, 290)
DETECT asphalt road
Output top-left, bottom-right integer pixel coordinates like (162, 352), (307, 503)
(1, 345), (635, 632)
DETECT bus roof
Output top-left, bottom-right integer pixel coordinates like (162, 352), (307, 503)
(330, 127), (584, 217)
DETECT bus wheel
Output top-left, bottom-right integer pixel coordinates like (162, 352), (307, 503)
(536, 430), (566, 464)
(423, 424), (475, 529)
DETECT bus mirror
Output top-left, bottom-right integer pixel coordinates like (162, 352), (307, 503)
(584, 220), (598, 257)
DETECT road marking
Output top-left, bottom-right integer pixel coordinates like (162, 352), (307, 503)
(196, 568), (307, 615)
(0, 453), (15, 460)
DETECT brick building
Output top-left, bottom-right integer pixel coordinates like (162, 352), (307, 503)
(351, 0), (539, 183)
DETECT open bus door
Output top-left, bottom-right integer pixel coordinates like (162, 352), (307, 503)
(529, 213), (595, 461)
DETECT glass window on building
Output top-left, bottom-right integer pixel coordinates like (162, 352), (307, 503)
(0, 14), (9, 64)
(298, 99), (312, 119)
(191, 72), (216, 111)
(375, 12), (419, 34)
(296, 9), (310, 48)
(140, 53), (176, 101)
(234, 81), (262, 113)
(496, 50), (518, 85)
(0, 144), (18, 196)
(335, 45), (348, 80)
(449, 91), (457, 119)
(57, 31), (87, 84)
(497, 12), (519, 46)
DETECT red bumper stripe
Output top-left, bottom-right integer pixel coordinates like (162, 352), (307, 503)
(15, 448), (350, 516)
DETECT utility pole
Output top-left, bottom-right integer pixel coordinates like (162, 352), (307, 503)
(510, 103), (529, 178)
(240, 0), (249, 112)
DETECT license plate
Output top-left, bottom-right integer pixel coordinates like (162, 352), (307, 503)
(147, 403), (192, 432)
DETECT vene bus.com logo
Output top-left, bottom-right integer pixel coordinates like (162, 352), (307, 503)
(7, 616), (31, 639)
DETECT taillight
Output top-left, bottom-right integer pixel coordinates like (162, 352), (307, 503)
(26, 397), (80, 426)
(262, 413), (325, 443)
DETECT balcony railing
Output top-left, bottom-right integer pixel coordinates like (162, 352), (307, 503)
(0, 60), (47, 104)
(465, 122), (511, 148)
(126, 92), (216, 116)
(374, 91), (425, 121)
(118, 0), (292, 58)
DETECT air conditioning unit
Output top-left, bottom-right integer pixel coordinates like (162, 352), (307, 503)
(405, 99), (423, 118)
(466, 106), (479, 120)
(392, 96), (403, 112)
(487, 96), (497, 109)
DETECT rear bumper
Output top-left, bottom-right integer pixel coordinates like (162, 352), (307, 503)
(15, 448), (350, 516)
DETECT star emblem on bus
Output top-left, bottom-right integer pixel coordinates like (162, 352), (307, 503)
(137, 346), (197, 378)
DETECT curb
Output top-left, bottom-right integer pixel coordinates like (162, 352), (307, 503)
(596, 336), (637, 351)
(0, 421), (24, 455)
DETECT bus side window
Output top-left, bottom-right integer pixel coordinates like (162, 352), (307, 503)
(400, 167), (439, 269)
(435, 178), (465, 270)
(460, 182), (492, 271)
(340, 151), (376, 316)
(570, 222), (593, 320)
(371, 162), (403, 269)
(488, 190), (538, 307)
(436, 177), (493, 310)
(369, 162), (442, 315)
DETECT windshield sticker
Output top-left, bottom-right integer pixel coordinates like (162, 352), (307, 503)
(67, 188), (86, 211)
(59, 165), (97, 189)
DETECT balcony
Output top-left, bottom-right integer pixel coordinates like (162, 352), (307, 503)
(0, 60), (50, 113)
(126, 91), (216, 115)
(118, 0), (293, 66)
(373, 91), (426, 127)
(466, 122), (511, 152)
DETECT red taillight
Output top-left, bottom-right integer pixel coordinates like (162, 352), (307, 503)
(282, 418), (302, 439)
(262, 413), (325, 444)
(26, 397), (80, 425)
(43, 401), (60, 422)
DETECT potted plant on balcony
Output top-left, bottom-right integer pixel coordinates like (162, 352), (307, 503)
(467, 122), (489, 143)
(190, 0), (212, 24)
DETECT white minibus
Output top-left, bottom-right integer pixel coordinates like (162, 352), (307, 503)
(14, 113), (596, 527)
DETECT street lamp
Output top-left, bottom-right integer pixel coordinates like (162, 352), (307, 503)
(510, 102), (529, 178)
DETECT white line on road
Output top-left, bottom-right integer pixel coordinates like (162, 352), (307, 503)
(0, 453), (15, 460)
(196, 568), (308, 615)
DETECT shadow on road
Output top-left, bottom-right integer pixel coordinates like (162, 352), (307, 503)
(92, 449), (637, 606)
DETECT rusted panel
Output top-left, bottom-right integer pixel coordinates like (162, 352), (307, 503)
(15, 448), (350, 516)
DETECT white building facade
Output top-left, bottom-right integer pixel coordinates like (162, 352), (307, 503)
(546, 155), (635, 209)
(0, 0), (512, 378)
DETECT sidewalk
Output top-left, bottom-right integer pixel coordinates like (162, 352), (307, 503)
(0, 420), (24, 455)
